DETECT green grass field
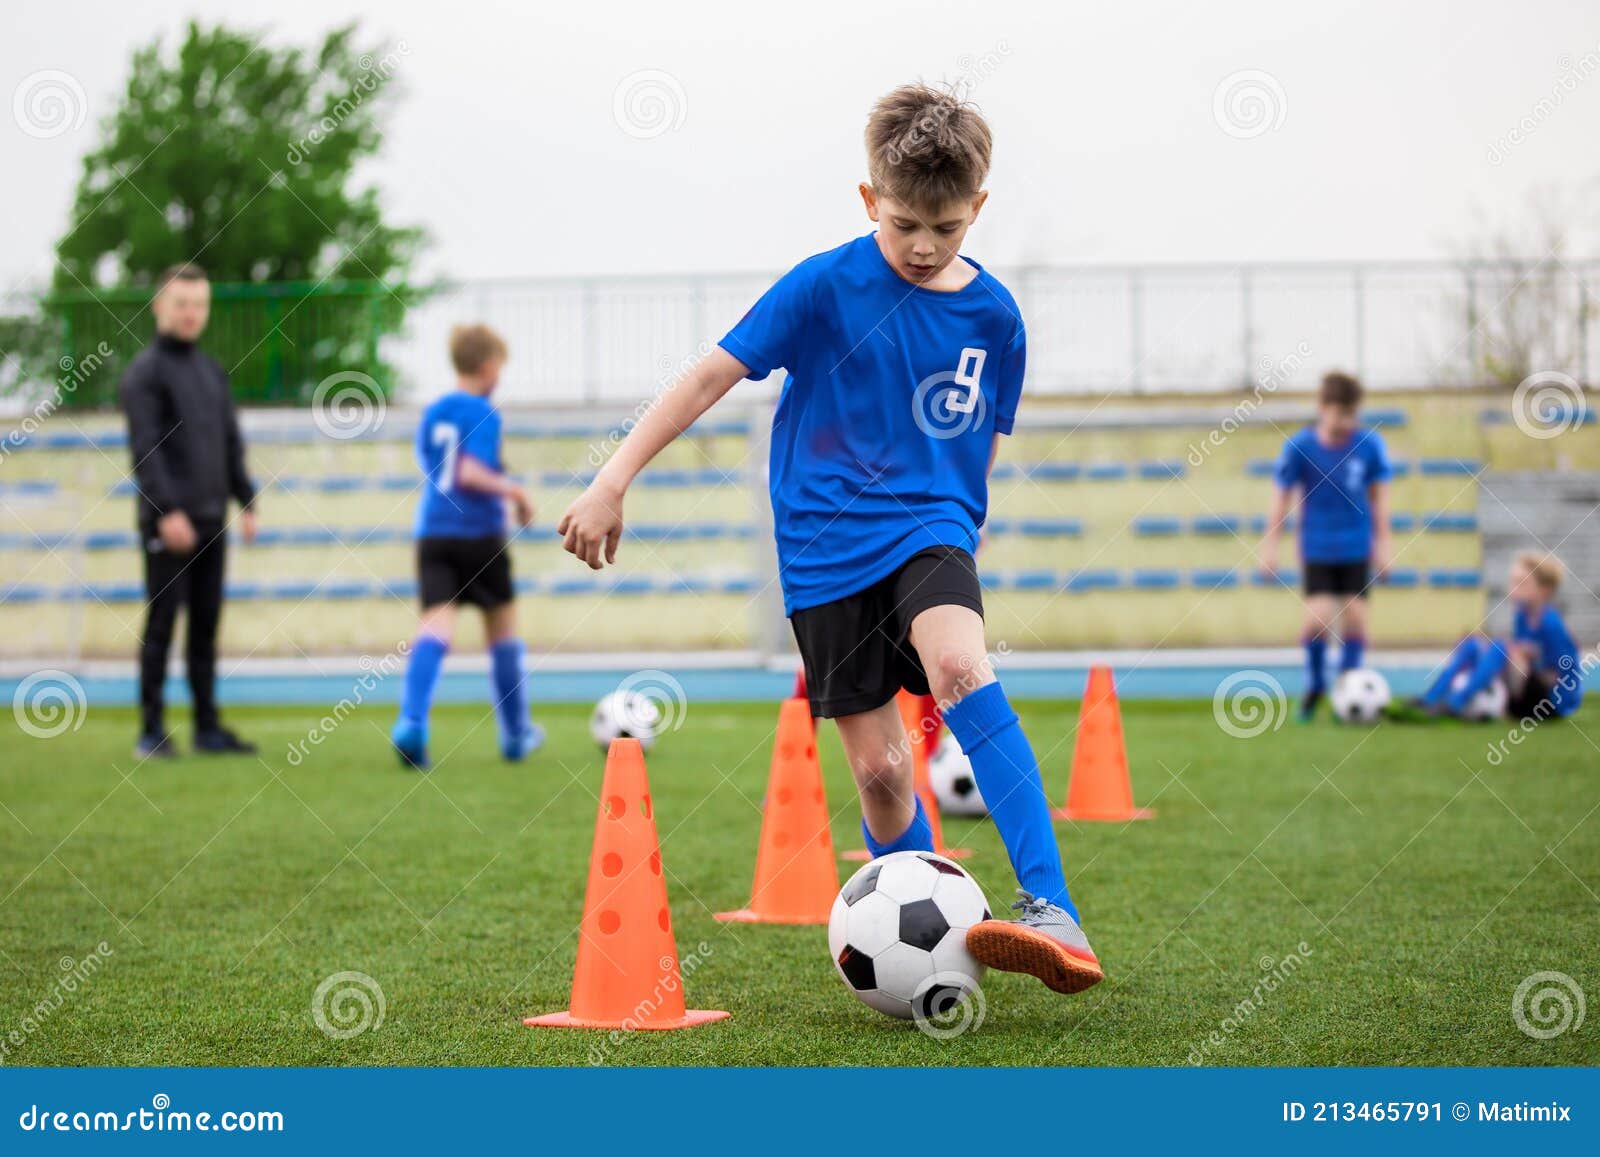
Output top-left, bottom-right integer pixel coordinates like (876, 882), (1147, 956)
(1, 698), (1595, 1066)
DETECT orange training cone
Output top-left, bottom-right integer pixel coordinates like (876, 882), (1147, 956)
(524, 739), (729, 1031)
(845, 690), (971, 860)
(716, 698), (840, 924)
(1053, 665), (1153, 821)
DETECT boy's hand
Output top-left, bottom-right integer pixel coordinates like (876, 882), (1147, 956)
(1373, 535), (1393, 579)
(509, 486), (535, 529)
(1258, 542), (1279, 579)
(559, 480), (624, 570)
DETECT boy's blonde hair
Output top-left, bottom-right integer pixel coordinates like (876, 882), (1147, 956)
(865, 83), (992, 210)
(449, 324), (507, 375)
(1515, 549), (1565, 593)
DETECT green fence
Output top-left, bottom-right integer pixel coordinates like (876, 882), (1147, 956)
(39, 280), (414, 408)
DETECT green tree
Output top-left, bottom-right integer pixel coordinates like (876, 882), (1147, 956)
(43, 21), (423, 407)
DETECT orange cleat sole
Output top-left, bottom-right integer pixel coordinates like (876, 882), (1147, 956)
(965, 921), (1105, 995)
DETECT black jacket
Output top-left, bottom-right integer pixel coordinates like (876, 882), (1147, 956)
(119, 333), (255, 529)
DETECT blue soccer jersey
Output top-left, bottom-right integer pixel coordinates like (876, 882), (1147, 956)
(719, 234), (1025, 614)
(1514, 602), (1583, 715)
(1273, 425), (1392, 563)
(414, 391), (507, 538)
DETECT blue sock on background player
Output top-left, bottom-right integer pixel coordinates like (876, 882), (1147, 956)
(1421, 637), (1482, 707)
(399, 634), (449, 726)
(489, 637), (530, 740)
(1340, 635), (1365, 672)
(862, 794), (934, 857)
(943, 681), (1078, 921)
(1304, 634), (1329, 694)
(1447, 639), (1508, 713)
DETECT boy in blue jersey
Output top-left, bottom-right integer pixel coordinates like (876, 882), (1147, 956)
(1259, 372), (1394, 721)
(559, 85), (1102, 995)
(391, 325), (542, 769)
(1414, 550), (1584, 721)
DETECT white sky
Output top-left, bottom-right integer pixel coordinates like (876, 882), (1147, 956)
(4, 0), (1600, 287)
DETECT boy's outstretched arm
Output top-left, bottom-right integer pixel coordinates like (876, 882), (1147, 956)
(456, 455), (534, 527)
(1259, 485), (1292, 576)
(559, 347), (750, 569)
(1368, 480), (1392, 577)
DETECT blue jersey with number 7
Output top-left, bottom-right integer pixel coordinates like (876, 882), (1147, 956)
(719, 233), (1025, 615)
(414, 390), (506, 538)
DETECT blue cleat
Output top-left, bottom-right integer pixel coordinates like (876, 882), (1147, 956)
(391, 717), (430, 770)
(501, 721), (546, 762)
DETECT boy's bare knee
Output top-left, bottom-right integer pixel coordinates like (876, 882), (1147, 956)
(928, 647), (993, 705)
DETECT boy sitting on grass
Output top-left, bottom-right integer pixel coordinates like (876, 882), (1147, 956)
(1405, 550), (1584, 723)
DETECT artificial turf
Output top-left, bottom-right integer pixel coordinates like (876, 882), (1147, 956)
(1, 698), (1595, 1066)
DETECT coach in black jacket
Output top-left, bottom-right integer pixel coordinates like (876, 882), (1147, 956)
(120, 264), (259, 758)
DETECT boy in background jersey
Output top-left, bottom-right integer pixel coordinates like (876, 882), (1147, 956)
(1259, 372), (1394, 721)
(391, 325), (542, 769)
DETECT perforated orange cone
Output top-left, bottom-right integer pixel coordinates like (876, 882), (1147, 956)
(1053, 665), (1153, 821)
(716, 698), (840, 924)
(845, 691), (971, 860)
(524, 739), (729, 1030)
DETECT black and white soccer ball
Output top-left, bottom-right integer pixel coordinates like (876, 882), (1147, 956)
(928, 735), (987, 816)
(590, 690), (663, 751)
(1331, 668), (1391, 724)
(1450, 672), (1508, 722)
(827, 851), (989, 1021)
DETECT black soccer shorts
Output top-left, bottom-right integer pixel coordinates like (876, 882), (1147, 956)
(789, 546), (983, 719)
(1303, 559), (1372, 598)
(416, 536), (514, 609)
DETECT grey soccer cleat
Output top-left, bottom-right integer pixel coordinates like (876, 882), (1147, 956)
(964, 890), (1104, 994)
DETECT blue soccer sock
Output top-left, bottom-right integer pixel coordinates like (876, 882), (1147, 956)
(943, 681), (1077, 921)
(1421, 637), (1482, 707)
(489, 637), (530, 740)
(1448, 639), (1508, 714)
(399, 634), (449, 726)
(1340, 635), (1366, 673)
(1304, 635), (1329, 695)
(862, 794), (935, 857)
